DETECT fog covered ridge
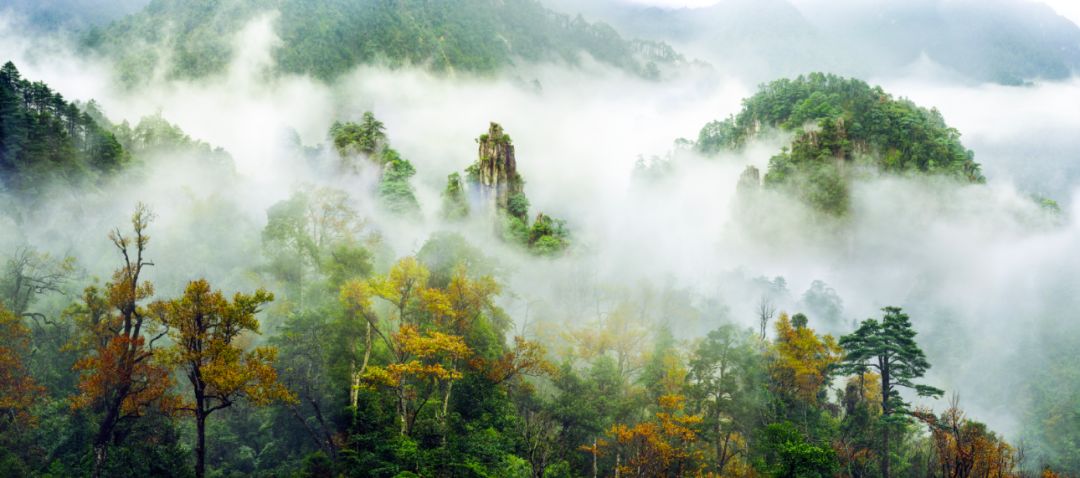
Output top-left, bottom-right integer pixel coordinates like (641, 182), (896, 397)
(75, 0), (686, 84)
(2, 3), (1080, 478)
(545, 0), (1080, 85)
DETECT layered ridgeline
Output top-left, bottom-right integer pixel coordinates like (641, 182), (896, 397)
(547, 0), (1080, 85)
(85, 0), (684, 83)
(693, 73), (985, 215)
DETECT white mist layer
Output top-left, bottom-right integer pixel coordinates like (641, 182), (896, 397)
(2, 11), (1080, 439)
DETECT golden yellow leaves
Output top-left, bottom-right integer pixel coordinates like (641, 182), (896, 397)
(398, 325), (471, 358)
(369, 256), (429, 311)
(155, 279), (293, 411)
(339, 278), (374, 312)
(770, 312), (841, 404)
(362, 325), (471, 387)
(595, 394), (713, 478)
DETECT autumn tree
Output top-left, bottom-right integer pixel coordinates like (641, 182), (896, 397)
(344, 257), (475, 436)
(362, 323), (471, 436)
(915, 396), (1021, 478)
(153, 279), (293, 478)
(770, 312), (841, 406)
(562, 301), (650, 381)
(70, 204), (175, 478)
(838, 306), (943, 478)
(836, 373), (883, 478)
(0, 303), (44, 439)
(594, 394), (709, 478)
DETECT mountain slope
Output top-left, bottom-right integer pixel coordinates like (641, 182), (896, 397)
(85, 0), (685, 83)
(696, 73), (983, 214)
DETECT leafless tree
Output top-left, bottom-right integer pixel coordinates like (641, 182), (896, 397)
(757, 296), (776, 339)
(1, 246), (75, 323)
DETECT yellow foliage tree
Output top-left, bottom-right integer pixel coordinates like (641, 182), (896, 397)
(344, 256), (536, 438)
(346, 257), (476, 436)
(769, 312), (842, 404)
(153, 279), (293, 478)
(594, 394), (717, 478)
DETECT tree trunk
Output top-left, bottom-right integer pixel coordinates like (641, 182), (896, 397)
(592, 437), (598, 478)
(351, 320), (373, 411)
(440, 379), (454, 446)
(398, 387), (408, 436)
(196, 409), (207, 478)
(91, 442), (108, 478)
(882, 425), (890, 478)
(91, 392), (123, 478)
(349, 360), (359, 411)
(881, 360), (891, 478)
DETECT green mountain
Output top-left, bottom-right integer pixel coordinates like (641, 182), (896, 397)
(696, 73), (984, 214)
(85, 0), (684, 83)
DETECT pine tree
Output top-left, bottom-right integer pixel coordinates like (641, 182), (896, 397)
(838, 306), (943, 478)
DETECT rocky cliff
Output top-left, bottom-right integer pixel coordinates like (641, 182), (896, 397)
(472, 123), (524, 219)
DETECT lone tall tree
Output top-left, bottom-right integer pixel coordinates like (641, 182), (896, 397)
(838, 306), (943, 478)
(70, 204), (174, 478)
(154, 279), (292, 478)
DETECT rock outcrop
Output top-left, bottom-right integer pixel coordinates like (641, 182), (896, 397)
(472, 123), (524, 219)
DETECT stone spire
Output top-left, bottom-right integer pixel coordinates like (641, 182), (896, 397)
(474, 122), (524, 218)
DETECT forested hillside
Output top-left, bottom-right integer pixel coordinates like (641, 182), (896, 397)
(84, 0), (684, 83)
(693, 73), (984, 215)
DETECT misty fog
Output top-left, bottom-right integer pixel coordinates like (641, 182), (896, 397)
(2, 0), (1080, 475)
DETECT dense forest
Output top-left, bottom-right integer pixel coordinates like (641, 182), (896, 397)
(83, 0), (683, 84)
(3, 0), (1080, 477)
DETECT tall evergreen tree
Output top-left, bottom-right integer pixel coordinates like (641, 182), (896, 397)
(838, 306), (943, 478)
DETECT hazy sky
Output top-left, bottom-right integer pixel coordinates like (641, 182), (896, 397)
(623, 0), (1080, 26)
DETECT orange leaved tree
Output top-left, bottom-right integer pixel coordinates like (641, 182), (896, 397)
(0, 303), (44, 437)
(70, 204), (176, 478)
(592, 394), (712, 478)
